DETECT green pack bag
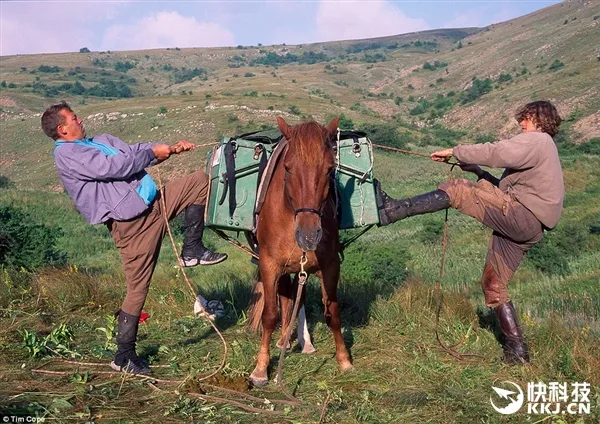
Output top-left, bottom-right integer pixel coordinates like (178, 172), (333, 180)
(204, 129), (379, 232)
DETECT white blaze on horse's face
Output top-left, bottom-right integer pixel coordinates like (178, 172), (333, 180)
(277, 117), (339, 252)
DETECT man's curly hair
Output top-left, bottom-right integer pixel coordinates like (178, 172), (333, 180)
(514, 100), (562, 137)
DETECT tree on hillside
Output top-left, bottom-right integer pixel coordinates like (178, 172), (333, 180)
(79, 47), (90, 53)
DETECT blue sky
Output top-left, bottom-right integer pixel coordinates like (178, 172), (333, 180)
(0, 0), (562, 56)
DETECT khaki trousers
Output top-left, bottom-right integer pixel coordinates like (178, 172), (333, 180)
(438, 178), (543, 307)
(106, 171), (209, 316)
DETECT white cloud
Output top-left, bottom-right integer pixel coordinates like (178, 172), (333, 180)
(442, 6), (516, 29)
(101, 11), (235, 51)
(316, 0), (428, 42)
(0, 1), (121, 55)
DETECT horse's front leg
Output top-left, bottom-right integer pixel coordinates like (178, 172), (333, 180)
(317, 263), (353, 372)
(276, 274), (293, 350)
(249, 262), (280, 387)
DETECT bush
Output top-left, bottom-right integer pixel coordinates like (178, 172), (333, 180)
(577, 137), (600, 155)
(288, 104), (301, 115)
(359, 122), (405, 149)
(38, 65), (62, 73)
(460, 78), (493, 104)
(0, 205), (66, 270)
(114, 61), (135, 72)
(526, 222), (589, 276)
(79, 47), (90, 53)
(549, 60), (564, 71)
(497, 73), (513, 83)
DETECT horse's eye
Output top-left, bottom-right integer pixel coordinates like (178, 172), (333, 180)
(284, 165), (292, 174)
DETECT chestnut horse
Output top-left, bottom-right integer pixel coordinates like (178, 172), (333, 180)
(248, 116), (353, 386)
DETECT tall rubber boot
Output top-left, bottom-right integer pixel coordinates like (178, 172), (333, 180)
(180, 204), (227, 266)
(110, 311), (152, 375)
(494, 301), (530, 365)
(375, 180), (451, 226)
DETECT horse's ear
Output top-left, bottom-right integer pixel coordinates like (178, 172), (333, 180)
(326, 117), (340, 135)
(277, 116), (291, 140)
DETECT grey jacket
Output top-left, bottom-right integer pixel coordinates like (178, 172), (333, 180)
(54, 134), (157, 224)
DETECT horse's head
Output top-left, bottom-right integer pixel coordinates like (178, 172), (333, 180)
(277, 116), (339, 252)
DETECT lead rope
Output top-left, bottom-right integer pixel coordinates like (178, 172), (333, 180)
(274, 252), (308, 404)
(156, 168), (229, 380)
(433, 163), (483, 360)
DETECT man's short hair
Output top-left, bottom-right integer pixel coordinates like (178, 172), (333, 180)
(515, 100), (562, 137)
(41, 101), (73, 140)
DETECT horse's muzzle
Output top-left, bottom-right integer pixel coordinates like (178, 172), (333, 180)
(295, 226), (323, 252)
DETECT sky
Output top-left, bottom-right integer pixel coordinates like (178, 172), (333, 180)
(0, 0), (562, 56)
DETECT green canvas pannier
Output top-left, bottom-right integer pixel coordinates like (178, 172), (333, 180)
(204, 129), (380, 232)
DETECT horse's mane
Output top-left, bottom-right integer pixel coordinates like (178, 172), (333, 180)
(287, 121), (330, 165)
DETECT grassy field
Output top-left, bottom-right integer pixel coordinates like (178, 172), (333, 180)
(1, 146), (599, 423)
(1, 1), (600, 422)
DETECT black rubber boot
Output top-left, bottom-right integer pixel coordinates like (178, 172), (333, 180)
(375, 180), (451, 226)
(494, 301), (530, 365)
(180, 204), (227, 266)
(110, 311), (152, 375)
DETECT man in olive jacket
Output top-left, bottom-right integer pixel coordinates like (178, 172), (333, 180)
(42, 101), (227, 375)
(377, 100), (564, 364)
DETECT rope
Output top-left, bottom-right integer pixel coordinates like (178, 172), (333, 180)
(432, 163), (483, 361)
(274, 253), (308, 405)
(156, 168), (229, 381)
(372, 143), (459, 165)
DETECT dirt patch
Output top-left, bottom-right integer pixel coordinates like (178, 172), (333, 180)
(573, 111), (600, 142)
(0, 95), (17, 107)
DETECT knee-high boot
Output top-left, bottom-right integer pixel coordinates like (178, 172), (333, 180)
(494, 301), (530, 364)
(375, 180), (451, 226)
(110, 311), (152, 375)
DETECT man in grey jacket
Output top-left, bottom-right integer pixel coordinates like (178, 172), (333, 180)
(376, 100), (564, 365)
(42, 101), (227, 375)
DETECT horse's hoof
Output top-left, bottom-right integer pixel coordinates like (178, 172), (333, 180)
(339, 362), (354, 373)
(276, 341), (291, 350)
(300, 343), (316, 354)
(249, 373), (269, 387)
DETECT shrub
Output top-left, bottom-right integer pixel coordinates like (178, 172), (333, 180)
(114, 61), (135, 72)
(38, 65), (62, 73)
(497, 73), (513, 83)
(244, 72), (255, 77)
(475, 133), (496, 144)
(578, 137), (600, 155)
(460, 78), (493, 104)
(288, 104), (301, 115)
(359, 122), (405, 149)
(526, 222), (589, 276)
(549, 60), (564, 71)
(0, 205), (66, 270)
(159, 106), (168, 114)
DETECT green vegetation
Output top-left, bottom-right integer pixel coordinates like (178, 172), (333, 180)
(251, 51), (330, 66)
(549, 59), (565, 71)
(114, 61), (135, 72)
(423, 60), (448, 71)
(460, 77), (493, 104)
(0, 205), (66, 270)
(172, 67), (207, 84)
(38, 65), (63, 73)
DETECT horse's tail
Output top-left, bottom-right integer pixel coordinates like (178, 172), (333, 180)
(247, 280), (264, 332)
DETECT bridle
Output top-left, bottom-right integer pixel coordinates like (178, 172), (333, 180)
(282, 138), (335, 220)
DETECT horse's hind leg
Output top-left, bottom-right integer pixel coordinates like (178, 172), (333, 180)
(276, 274), (293, 350)
(297, 303), (316, 354)
(250, 264), (279, 386)
(317, 264), (353, 372)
